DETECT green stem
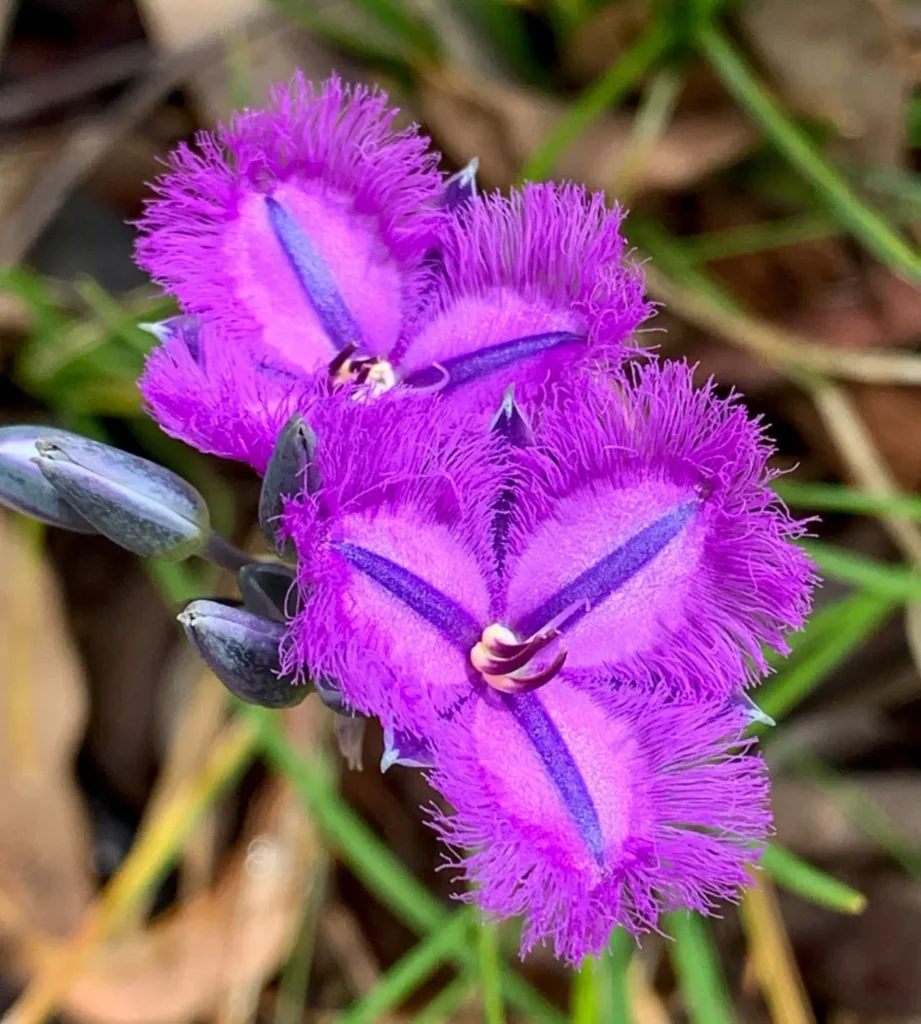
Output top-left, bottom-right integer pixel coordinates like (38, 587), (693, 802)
(479, 922), (506, 1024)
(518, 25), (670, 183)
(607, 928), (633, 1024)
(666, 912), (736, 1024)
(698, 24), (921, 283)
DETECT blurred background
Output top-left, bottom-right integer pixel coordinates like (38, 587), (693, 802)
(2, 0), (921, 1020)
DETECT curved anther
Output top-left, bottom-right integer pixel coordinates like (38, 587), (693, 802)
(328, 343), (359, 379)
(484, 649), (568, 694)
(470, 623), (567, 694)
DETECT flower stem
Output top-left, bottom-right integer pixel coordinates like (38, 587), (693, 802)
(201, 531), (253, 573)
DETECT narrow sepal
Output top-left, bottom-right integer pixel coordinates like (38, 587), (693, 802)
(178, 599), (309, 708)
(442, 158), (478, 210)
(0, 426), (96, 532)
(259, 414), (319, 556)
(335, 715), (366, 771)
(381, 727), (435, 772)
(33, 433), (209, 559)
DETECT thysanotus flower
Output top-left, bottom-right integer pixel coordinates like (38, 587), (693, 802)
(280, 363), (814, 736)
(428, 683), (770, 963)
(135, 73), (651, 465)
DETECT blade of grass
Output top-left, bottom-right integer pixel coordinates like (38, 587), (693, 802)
(570, 955), (600, 1024)
(755, 590), (895, 728)
(248, 707), (565, 1023)
(698, 24), (921, 284)
(410, 967), (477, 1024)
(338, 908), (476, 1024)
(740, 874), (815, 1024)
(666, 912), (735, 1024)
(760, 844), (865, 915)
(479, 923), (505, 1024)
(776, 481), (921, 522)
(518, 24), (670, 183)
(607, 928), (633, 1024)
(802, 541), (921, 601)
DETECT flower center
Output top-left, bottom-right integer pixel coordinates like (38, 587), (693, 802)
(470, 623), (567, 694)
(328, 344), (396, 395)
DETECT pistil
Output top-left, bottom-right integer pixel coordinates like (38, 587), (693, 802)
(470, 623), (567, 694)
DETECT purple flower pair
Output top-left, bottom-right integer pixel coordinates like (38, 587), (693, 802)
(134, 74), (815, 963)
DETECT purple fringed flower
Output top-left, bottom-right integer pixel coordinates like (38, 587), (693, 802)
(390, 183), (653, 416)
(428, 685), (770, 963)
(137, 84), (651, 466)
(281, 362), (814, 734)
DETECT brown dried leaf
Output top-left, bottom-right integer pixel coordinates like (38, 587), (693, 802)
(737, 0), (909, 164)
(420, 71), (757, 193)
(0, 515), (93, 939)
(59, 775), (321, 1024)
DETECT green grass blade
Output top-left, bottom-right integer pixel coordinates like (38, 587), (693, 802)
(248, 707), (566, 1023)
(776, 481), (921, 521)
(518, 24), (670, 183)
(761, 843), (866, 914)
(607, 928), (633, 1024)
(698, 24), (921, 283)
(803, 541), (921, 601)
(410, 968), (477, 1023)
(666, 912), (736, 1024)
(756, 591), (895, 727)
(339, 908), (476, 1024)
(571, 955), (601, 1024)
(479, 923), (505, 1024)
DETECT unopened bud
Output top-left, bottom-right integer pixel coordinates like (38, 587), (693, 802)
(0, 425), (95, 531)
(33, 433), (209, 559)
(238, 562), (298, 623)
(259, 415), (320, 557)
(178, 599), (309, 708)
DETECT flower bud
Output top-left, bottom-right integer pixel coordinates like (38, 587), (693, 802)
(238, 561), (297, 623)
(33, 433), (209, 559)
(0, 426), (96, 531)
(259, 414), (320, 556)
(178, 599), (310, 708)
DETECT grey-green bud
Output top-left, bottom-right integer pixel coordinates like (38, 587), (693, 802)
(178, 599), (310, 709)
(33, 433), (209, 559)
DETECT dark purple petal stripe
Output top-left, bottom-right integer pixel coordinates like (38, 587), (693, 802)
(505, 691), (605, 865)
(515, 501), (698, 639)
(336, 541), (482, 648)
(265, 196), (362, 351)
(401, 331), (585, 391)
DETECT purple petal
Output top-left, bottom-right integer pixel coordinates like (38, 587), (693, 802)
(139, 318), (310, 472)
(428, 681), (770, 964)
(136, 74), (444, 371)
(502, 364), (816, 698)
(392, 182), (653, 416)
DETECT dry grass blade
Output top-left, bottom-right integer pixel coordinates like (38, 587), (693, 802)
(741, 875), (815, 1024)
(643, 264), (921, 386)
